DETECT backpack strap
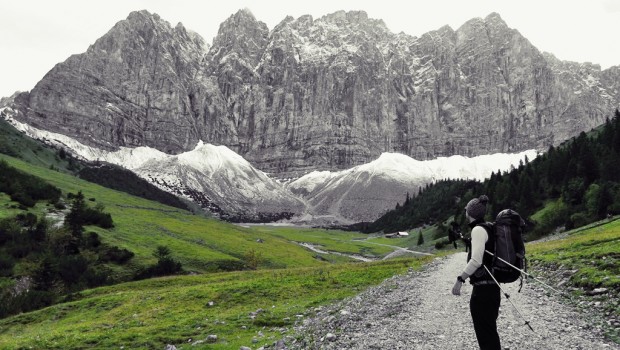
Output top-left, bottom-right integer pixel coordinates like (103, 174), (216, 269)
(469, 222), (495, 285)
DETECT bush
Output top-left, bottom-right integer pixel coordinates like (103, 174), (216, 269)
(0, 255), (15, 277)
(58, 255), (88, 287)
(98, 245), (134, 264)
(570, 212), (591, 229)
(16, 213), (38, 227)
(0, 289), (55, 318)
(83, 266), (110, 287)
(66, 191), (114, 230)
(243, 249), (263, 270)
(85, 232), (101, 248)
(203, 259), (246, 272)
(434, 239), (450, 250)
(134, 246), (182, 279)
(10, 192), (35, 207)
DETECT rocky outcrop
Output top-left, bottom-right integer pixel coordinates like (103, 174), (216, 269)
(11, 10), (620, 177)
(20, 10), (211, 153)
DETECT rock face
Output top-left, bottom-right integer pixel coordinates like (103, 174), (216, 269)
(11, 10), (620, 177)
(20, 10), (211, 153)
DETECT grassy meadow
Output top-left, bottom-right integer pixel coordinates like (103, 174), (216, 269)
(0, 154), (392, 272)
(1, 143), (619, 348)
(0, 258), (430, 349)
(528, 217), (620, 292)
(0, 152), (437, 349)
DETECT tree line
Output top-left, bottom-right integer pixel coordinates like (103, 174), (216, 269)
(369, 109), (620, 238)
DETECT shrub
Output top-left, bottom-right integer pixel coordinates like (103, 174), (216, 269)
(58, 255), (88, 287)
(134, 246), (182, 280)
(98, 245), (134, 264)
(85, 232), (101, 248)
(434, 239), (450, 250)
(243, 249), (263, 270)
(10, 192), (35, 207)
(0, 254), (15, 277)
(570, 212), (591, 229)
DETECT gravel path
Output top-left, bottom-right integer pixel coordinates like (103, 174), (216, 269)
(288, 253), (619, 349)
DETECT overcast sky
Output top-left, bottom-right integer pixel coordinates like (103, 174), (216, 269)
(1, 0), (619, 98)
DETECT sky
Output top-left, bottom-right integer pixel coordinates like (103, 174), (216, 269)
(1, 0), (619, 98)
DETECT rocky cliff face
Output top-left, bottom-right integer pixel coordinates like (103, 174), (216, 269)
(11, 10), (620, 177)
(20, 10), (211, 153)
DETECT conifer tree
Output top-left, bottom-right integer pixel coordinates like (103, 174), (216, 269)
(417, 230), (424, 246)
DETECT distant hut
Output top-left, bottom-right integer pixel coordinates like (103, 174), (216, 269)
(385, 231), (409, 238)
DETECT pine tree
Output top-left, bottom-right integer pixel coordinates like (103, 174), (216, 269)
(417, 230), (424, 246)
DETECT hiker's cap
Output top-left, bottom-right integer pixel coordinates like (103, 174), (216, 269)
(465, 195), (489, 220)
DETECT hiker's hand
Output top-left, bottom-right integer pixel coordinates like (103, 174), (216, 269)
(452, 280), (462, 295)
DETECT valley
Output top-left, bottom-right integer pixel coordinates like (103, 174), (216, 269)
(0, 6), (619, 349)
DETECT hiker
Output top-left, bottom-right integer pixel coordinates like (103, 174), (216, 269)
(451, 195), (502, 350)
(447, 221), (460, 249)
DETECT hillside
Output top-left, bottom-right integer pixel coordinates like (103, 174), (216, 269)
(369, 109), (620, 238)
(0, 118), (81, 173)
(0, 151), (435, 323)
(0, 154), (395, 271)
(0, 118), (190, 211)
(1, 217), (618, 349)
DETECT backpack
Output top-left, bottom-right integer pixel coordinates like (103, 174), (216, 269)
(481, 209), (527, 284)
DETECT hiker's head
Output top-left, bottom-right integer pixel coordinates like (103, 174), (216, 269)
(465, 195), (489, 222)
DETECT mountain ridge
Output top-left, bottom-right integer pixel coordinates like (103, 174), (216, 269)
(2, 106), (532, 223)
(6, 9), (619, 178)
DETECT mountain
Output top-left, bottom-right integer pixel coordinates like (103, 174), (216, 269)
(14, 10), (211, 153)
(132, 142), (304, 222)
(288, 150), (536, 224)
(1, 107), (303, 221)
(3, 107), (530, 223)
(6, 9), (619, 178)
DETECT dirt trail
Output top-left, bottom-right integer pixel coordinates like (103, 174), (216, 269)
(288, 252), (619, 349)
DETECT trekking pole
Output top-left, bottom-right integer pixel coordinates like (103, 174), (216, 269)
(483, 265), (534, 332)
(484, 250), (567, 297)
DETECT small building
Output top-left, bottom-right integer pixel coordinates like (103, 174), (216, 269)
(385, 231), (409, 238)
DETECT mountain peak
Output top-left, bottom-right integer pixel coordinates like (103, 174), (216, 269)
(232, 7), (257, 21)
(216, 7), (267, 36)
(484, 12), (508, 27)
(126, 9), (161, 23)
(320, 10), (385, 27)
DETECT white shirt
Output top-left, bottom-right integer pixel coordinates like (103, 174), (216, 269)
(462, 225), (488, 277)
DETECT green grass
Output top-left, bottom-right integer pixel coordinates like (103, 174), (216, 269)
(0, 257), (431, 349)
(0, 146), (445, 349)
(527, 217), (620, 343)
(528, 217), (620, 291)
(251, 226), (394, 257)
(0, 119), (76, 172)
(0, 154), (351, 272)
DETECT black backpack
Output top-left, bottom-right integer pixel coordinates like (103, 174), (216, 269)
(482, 209), (527, 283)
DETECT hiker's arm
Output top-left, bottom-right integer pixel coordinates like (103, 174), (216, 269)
(452, 227), (488, 295)
(459, 226), (488, 280)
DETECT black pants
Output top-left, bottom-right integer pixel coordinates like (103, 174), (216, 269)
(470, 283), (501, 350)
